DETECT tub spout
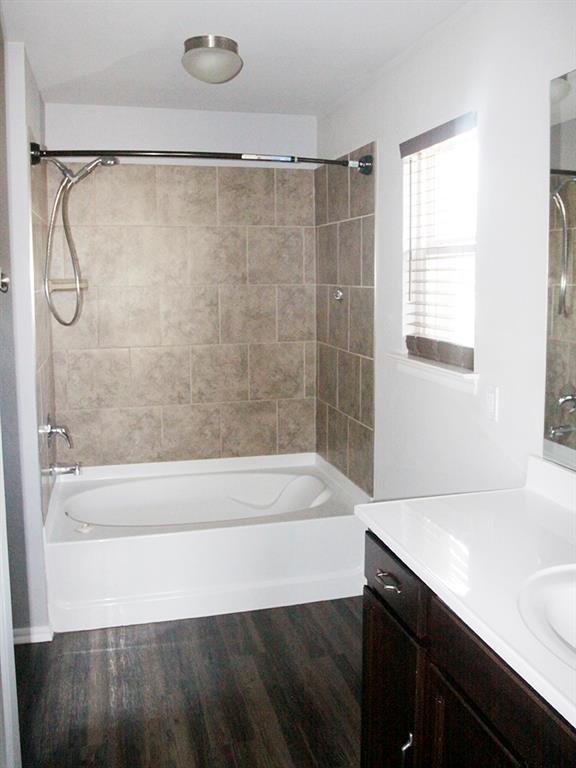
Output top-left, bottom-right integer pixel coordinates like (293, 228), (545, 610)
(47, 463), (81, 477)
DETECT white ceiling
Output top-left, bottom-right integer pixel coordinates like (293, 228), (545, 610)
(1, 0), (466, 116)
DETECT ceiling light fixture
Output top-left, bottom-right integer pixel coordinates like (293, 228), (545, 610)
(182, 35), (243, 84)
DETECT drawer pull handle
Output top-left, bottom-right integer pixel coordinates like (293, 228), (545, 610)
(401, 732), (413, 767)
(375, 569), (402, 594)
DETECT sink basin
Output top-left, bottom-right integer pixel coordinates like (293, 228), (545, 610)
(518, 565), (576, 670)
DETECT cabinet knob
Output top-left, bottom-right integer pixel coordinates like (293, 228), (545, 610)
(375, 569), (403, 594)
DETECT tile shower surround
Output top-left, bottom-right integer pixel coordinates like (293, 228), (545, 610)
(43, 163), (317, 467)
(315, 144), (375, 495)
(546, 176), (576, 450)
(34, 148), (375, 495)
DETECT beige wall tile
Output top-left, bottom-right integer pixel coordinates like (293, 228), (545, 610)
(350, 143), (375, 218)
(220, 285), (276, 343)
(318, 343), (337, 407)
(348, 419), (374, 495)
(249, 343), (304, 400)
(337, 350), (361, 421)
(305, 342), (316, 397)
(156, 166), (217, 225)
(218, 168), (275, 225)
(349, 287), (373, 356)
(98, 287), (161, 347)
(188, 226), (247, 284)
(278, 398), (315, 453)
(100, 407), (162, 464)
(31, 162), (47, 221)
(37, 360), (55, 437)
(361, 215), (375, 287)
(316, 285), (329, 344)
(160, 286), (219, 345)
(317, 224), (338, 284)
(57, 164), (157, 225)
(314, 166), (328, 226)
(247, 227), (304, 284)
(53, 351), (68, 408)
(221, 401), (277, 457)
(55, 409), (103, 466)
(191, 345), (248, 403)
(52, 226), (188, 288)
(67, 349), (131, 409)
(161, 404), (220, 460)
(32, 217), (46, 292)
(327, 161), (349, 223)
(316, 399), (328, 458)
(303, 227), (316, 284)
(130, 347), (191, 405)
(328, 286), (349, 349)
(338, 219), (362, 286)
(35, 287), (54, 367)
(277, 286), (315, 341)
(51, 292), (98, 350)
(327, 406), (348, 475)
(275, 170), (314, 226)
(360, 358), (374, 429)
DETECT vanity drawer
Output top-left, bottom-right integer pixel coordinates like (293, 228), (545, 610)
(364, 531), (428, 638)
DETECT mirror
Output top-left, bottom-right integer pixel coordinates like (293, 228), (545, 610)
(545, 68), (576, 470)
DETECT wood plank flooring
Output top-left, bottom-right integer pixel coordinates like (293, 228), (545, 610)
(15, 598), (362, 768)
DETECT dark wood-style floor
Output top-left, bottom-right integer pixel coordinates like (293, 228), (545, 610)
(15, 598), (362, 768)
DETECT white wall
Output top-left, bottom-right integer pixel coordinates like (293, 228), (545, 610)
(317, 1), (576, 499)
(45, 103), (316, 166)
(5, 42), (50, 637)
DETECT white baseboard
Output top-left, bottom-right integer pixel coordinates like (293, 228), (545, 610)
(13, 625), (53, 645)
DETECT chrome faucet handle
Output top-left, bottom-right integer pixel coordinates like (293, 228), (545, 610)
(50, 426), (72, 449)
(557, 393), (576, 413)
(38, 415), (72, 448)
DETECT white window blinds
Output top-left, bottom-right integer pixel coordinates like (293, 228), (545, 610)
(402, 120), (478, 349)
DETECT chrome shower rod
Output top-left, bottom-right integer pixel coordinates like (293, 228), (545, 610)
(30, 142), (373, 174)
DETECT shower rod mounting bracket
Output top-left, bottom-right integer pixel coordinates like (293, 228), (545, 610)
(29, 142), (373, 175)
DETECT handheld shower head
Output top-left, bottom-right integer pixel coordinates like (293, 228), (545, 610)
(70, 156), (119, 184)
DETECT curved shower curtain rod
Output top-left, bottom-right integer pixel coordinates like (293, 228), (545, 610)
(30, 142), (373, 174)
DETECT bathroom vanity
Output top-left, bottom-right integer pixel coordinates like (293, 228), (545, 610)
(356, 457), (576, 767)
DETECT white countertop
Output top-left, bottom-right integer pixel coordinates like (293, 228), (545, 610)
(355, 456), (576, 729)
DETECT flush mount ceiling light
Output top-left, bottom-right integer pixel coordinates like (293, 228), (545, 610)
(182, 35), (243, 84)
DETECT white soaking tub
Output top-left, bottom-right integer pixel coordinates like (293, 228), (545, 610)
(44, 453), (368, 633)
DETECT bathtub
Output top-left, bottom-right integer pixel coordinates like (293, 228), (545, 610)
(44, 453), (368, 633)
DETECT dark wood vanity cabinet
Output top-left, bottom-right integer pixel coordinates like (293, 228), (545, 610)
(362, 587), (420, 767)
(361, 532), (576, 768)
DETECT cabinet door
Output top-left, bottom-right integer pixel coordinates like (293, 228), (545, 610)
(423, 664), (523, 768)
(362, 586), (420, 768)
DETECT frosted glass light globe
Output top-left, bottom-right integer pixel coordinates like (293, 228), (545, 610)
(182, 36), (243, 84)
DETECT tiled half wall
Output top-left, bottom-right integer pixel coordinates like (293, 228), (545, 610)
(315, 144), (375, 495)
(34, 148), (375, 495)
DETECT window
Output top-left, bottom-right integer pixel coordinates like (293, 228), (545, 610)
(401, 113), (478, 370)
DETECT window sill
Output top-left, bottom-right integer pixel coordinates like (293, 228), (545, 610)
(386, 352), (479, 394)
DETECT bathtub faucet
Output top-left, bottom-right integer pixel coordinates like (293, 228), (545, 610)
(38, 415), (72, 448)
(47, 463), (81, 477)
